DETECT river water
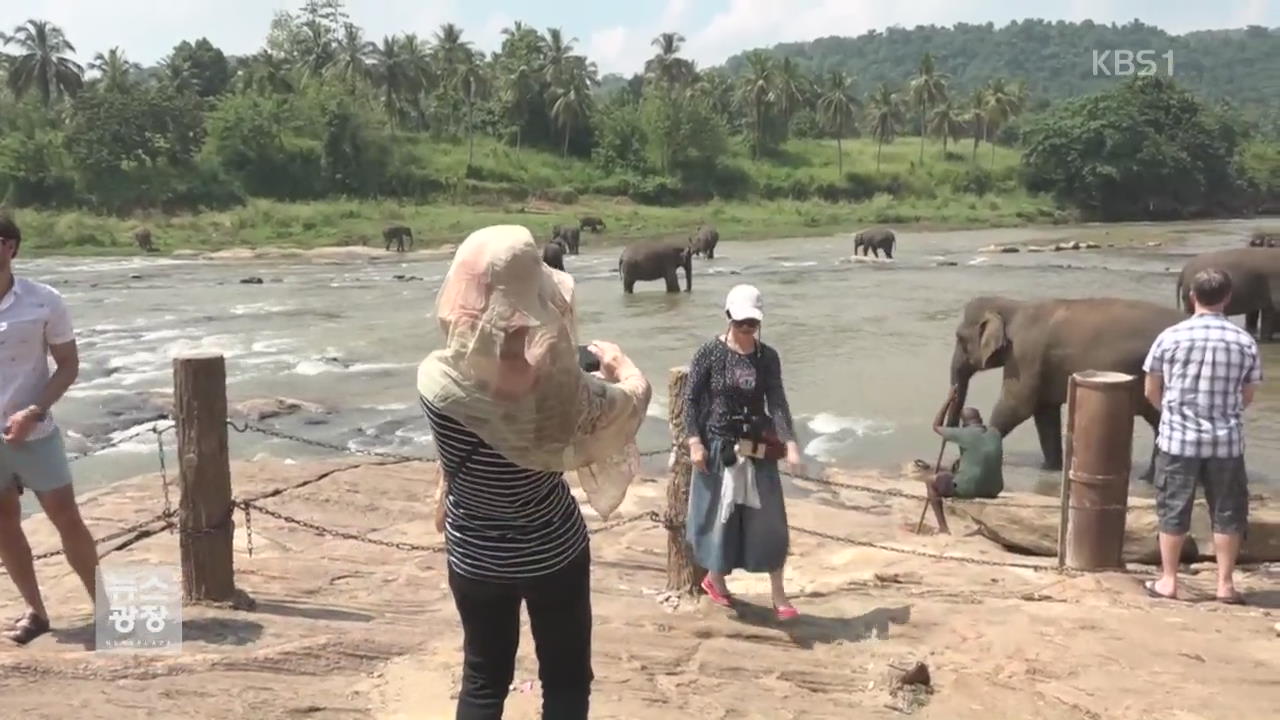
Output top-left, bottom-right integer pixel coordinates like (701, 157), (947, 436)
(25, 218), (1280, 511)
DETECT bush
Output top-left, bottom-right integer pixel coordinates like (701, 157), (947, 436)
(628, 176), (684, 205)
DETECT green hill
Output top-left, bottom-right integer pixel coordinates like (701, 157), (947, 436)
(721, 19), (1280, 135)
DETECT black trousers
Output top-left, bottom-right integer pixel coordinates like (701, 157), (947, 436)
(448, 547), (593, 719)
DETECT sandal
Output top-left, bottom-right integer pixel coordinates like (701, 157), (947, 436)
(1143, 580), (1179, 601)
(4, 611), (50, 646)
(1217, 592), (1247, 606)
(774, 604), (799, 621)
(700, 577), (732, 607)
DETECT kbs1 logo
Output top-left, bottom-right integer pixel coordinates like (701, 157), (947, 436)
(1091, 50), (1175, 77)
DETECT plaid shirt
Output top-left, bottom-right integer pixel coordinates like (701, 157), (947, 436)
(1142, 313), (1261, 458)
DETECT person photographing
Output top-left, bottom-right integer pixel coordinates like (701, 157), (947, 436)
(683, 284), (804, 621)
(418, 225), (652, 719)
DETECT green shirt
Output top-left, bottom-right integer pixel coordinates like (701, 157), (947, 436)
(939, 425), (1004, 498)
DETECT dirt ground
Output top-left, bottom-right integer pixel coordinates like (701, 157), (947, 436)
(1, 458), (1277, 719)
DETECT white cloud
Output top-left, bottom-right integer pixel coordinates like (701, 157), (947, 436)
(588, 0), (695, 75)
(588, 26), (630, 70)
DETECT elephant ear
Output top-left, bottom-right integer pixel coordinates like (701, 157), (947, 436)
(978, 311), (1007, 368)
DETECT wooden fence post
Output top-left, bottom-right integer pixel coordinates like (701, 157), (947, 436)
(665, 367), (706, 595)
(174, 353), (239, 604)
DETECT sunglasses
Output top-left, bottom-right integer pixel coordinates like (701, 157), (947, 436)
(731, 318), (760, 329)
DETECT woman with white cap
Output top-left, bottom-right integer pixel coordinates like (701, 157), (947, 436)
(418, 225), (652, 719)
(682, 283), (803, 620)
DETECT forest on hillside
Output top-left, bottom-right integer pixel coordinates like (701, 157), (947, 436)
(723, 19), (1280, 138)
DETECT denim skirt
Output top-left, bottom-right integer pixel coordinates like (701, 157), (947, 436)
(685, 438), (790, 574)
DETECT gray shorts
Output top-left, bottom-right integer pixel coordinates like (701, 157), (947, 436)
(0, 431), (75, 494)
(1154, 451), (1248, 535)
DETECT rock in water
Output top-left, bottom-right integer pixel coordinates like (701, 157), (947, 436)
(240, 276), (264, 284)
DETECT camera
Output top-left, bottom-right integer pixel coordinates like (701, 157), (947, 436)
(577, 344), (601, 373)
(720, 406), (770, 467)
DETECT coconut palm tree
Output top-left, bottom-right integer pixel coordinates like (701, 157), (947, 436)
(370, 35), (411, 127)
(928, 99), (966, 155)
(235, 50), (295, 95)
(866, 82), (903, 172)
(540, 27), (577, 88)
(4, 19), (84, 107)
(456, 50), (488, 167)
(548, 55), (597, 157)
(967, 87), (987, 162)
(735, 51), (775, 160)
(432, 24), (471, 134)
(89, 47), (140, 94)
(399, 33), (435, 131)
(909, 52), (949, 165)
(645, 32), (694, 89)
(499, 62), (538, 155)
(773, 56), (808, 136)
(815, 71), (859, 175)
(983, 77), (1022, 168)
(326, 22), (375, 92)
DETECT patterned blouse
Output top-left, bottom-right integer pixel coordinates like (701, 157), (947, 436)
(683, 337), (796, 446)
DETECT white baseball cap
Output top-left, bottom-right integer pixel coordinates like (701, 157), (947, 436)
(724, 284), (764, 322)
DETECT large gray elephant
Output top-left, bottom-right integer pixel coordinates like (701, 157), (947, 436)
(948, 296), (1183, 477)
(1176, 247), (1280, 341)
(542, 238), (566, 271)
(618, 242), (692, 294)
(854, 228), (896, 258)
(689, 225), (719, 259)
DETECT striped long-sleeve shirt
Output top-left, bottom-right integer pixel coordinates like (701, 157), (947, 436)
(421, 397), (589, 581)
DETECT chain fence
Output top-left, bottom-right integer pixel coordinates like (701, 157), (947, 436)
(25, 416), (1173, 580)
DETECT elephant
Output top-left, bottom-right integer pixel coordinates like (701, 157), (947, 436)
(618, 242), (692, 294)
(689, 225), (720, 259)
(383, 225), (414, 252)
(579, 216), (607, 233)
(542, 238), (566, 271)
(132, 227), (156, 252)
(1247, 230), (1280, 248)
(553, 226), (581, 255)
(1176, 247), (1280, 341)
(853, 228), (896, 258)
(948, 296), (1184, 479)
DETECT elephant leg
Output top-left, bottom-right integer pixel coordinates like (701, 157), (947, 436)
(1246, 310), (1259, 337)
(664, 269), (680, 293)
(1261, 307), (1276, 343)
(884, 245), (893, 260)
(622, 273), (635, 294)
(1033, 405), (1063, 471)
(707, 247), (714, 260)
(989, 383), (1036, 451)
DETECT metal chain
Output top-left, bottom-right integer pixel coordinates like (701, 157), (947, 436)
(587, 510), (662, 535)
(66, 421), (176, 463)
(788, 525), (1082, 574)
(239, 499), (443, 553)
(155, 426), (174, 531)
(32, 511), (173, 561)
(226, 420), (429, 463)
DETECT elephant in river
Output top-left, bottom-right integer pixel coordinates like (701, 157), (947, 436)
(579, 216), (606, 233)
(853, 228), (896, 258)
(553, 225), (581, 255)
(1247, 231), (1280, 248)
(688, 225), (719, 259)
(383, 225), (413, 252)
(542, 238), (566, 271)
(132, 227), (156, 252)
(1176, 247), (1280, 341)
(618, 242), (692, 294)
(948, 296), (1184, 479)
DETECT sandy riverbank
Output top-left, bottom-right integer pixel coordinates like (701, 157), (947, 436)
(2, 458), (1278, 719)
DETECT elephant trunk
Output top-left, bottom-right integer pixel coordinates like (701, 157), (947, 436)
(948, 344), (973, 427)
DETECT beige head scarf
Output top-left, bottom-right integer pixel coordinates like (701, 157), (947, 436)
(417, 225), (650, 517)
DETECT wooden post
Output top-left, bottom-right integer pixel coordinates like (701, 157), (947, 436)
(1057, 375), (1078, 568)
(174, 353), (238, 603)
(665, 367), (706, 594)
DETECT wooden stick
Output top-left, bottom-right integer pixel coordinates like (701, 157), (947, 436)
(915, 437), (948, 533)
(1057, 375), (1078, 568)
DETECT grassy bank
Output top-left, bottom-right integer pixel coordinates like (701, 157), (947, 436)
(12, 137), (1063, 256)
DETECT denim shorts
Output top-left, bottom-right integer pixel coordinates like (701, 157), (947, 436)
(0, 431), (75, 494)
(1154, 451), (1248, 535)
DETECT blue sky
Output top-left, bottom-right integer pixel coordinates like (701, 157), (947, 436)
(6, 0), (1278, 75)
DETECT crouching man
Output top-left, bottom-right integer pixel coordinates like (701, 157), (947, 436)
(929, 386), (1004, 499)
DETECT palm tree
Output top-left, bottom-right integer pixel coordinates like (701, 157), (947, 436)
(983, 77), (1022, 168)
(456, 50), (488, 167)
(399, 33), (434, 131)
(773, 57), (807, 136)
(432, 24), (471, 134)
(967, 87), (987, 162)
(645, 32), (694, 89)
(815, 71), (859, 175)
(4, 19), (84, 107)
(735, 51), (775, 160)
(295, 18), (335, 84)
(326, 22), (375, 92)
(235, 50), (295, 95)
(866, 82), (902, 172)
(370, 35), (410, 126)
(89, 47), (139, 94)
(499, 62), (538, 155)
(548, 56), (596, 157)
(928, 99), (966, 155)
(909, 52), (949, 165)
(540, 28), (577, 87)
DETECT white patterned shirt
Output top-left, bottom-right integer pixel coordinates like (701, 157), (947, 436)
(1142, 313), (1261, 458)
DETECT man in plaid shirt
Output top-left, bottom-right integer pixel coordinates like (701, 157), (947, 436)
(1142, 267), (1261, 604)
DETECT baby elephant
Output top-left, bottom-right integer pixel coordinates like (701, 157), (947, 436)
(1248, 231), (1280, 248)
(132, 227), (156, 252)
(689, 225), (719, 259)
(542, 238), (567, 271)
(618, 242), (692, 294)
(579, 216), (606, 233)
(853, 228), (896, 259)
(383, 225), (414, 252)
(553, 226), (581, 255)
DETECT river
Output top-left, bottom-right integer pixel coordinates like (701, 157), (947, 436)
(23, 218), (1280, 513)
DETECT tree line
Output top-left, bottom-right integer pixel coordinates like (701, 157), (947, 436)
(0, 2), (1275, 221)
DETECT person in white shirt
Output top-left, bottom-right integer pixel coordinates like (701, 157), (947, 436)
(0, 215), (97, 646)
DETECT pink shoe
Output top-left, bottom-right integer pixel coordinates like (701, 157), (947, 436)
(700, 576), (732, 607)
(774, 604), (799, 621)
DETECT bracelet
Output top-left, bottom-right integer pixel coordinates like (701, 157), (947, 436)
(25, 406), (47, 421)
